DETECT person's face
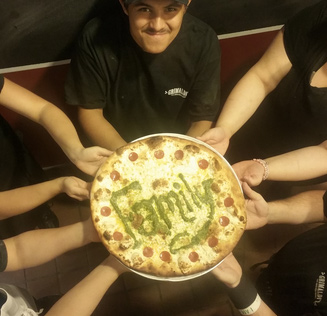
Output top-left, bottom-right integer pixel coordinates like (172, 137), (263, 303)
(120, 0), (190, 54)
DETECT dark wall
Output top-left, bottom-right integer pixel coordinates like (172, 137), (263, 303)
(189, 0), (320, 34)
(0, 0), (320, 69)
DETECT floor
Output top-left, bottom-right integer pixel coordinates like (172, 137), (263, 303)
(0, 167), (319, 315)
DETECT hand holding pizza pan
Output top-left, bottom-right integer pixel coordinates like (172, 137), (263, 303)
(90, 134), (246, 281)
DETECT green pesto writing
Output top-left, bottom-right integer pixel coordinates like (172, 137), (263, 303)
(110, 173), (215, 250)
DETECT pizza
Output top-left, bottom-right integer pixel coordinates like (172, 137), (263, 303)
(90, 134), (246, 278)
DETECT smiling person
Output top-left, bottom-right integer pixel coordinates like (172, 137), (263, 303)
(65, 0), (221, 151)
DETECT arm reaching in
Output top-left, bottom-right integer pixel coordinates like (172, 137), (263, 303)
(212, 253), (276, 315)
(3, 217), (99, 271)
(46, 256), (127, 316)
(187, 120), (214, 139)
(243, 183), (326, 229)
(78, 107), (127, 151)
(211, 253), (242, 288)
(0, 77), (111, 176)
(199, 30), (291, 154)
(233, 141), (327, 186)
(0, 177), (90, 220)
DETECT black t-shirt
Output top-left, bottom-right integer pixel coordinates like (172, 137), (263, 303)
(256, 192), (327, 316)
(65, 11), (221, 142)
(0, 240), (7, 272)
(0, 75), (4, 92)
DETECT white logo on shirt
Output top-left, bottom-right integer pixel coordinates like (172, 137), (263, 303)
(314, 272), (325, 306)
(165, 88), (188, 98)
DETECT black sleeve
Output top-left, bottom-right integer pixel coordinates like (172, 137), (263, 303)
(324, 191), (327, 218)
(0, 75), (4, 93)
(186, 25), (221, 122)
(0, 240), (8, 272)
(64, 18), (108, 109)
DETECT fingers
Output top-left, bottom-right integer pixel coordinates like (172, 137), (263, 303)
(242, 182), (260, 200)
(69, 188), (90, 201)
(65, 177), (91, 200)
(92, 146), (112, 157)
(85, 146), (112, 158)
(86, 182), (92, 192)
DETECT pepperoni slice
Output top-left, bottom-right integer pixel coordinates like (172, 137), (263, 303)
(160, 251), (171, 262)
(208, 236), (218, 247)
(154, 150), (164, 159)
(188, 251), (199, 262)
(198, 159), (209, 169)
(110, 170), (120, 181)
(224, 197), (234, 207)
(113, 231), (123, 241)
(219, 216), (230, 227)
(174, 150), (184, 160)
(143, 247), (154, 258)
(129, 152), (138, 162)
(100, 206), (111, 217)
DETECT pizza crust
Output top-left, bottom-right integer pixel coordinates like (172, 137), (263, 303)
(91, 135), (246, 278)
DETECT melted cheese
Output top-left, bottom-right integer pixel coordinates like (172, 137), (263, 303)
(91, 136), (246, 277)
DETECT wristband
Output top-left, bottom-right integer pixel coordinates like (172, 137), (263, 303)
(226, 274), (258, 310)
(238, 294), (262, 315)
(253, 159), (269, 181)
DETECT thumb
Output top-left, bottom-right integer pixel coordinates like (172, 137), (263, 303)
(242, 182), (260, 200)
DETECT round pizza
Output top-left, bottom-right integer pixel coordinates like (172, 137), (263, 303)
(90, 134), (246, 278)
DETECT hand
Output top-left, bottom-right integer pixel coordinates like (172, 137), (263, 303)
(62, 177), (91, 201)
(232, 160), (264, 187)
(243, 182), (269, 230)
(211, 253), (242, 288)
(71, 146), (112, 176)
(197, 126), (230, 155)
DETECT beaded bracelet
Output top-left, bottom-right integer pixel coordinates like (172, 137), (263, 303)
(253, 159), (269, 181)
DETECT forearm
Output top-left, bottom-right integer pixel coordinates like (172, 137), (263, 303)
(186, 121), (212, 137)
(216, 30), (290, 139)
(0, 178), (65, 219)
(78, 108), (126, 151)
(267, 190), (326, 225)
(216, 70), (270, 137)
(46, 257), (121, 316)
(4, 220), (91, 271)
(187, 120), (213, 138)
(214, 269), (276, 316)
(266, 142), (327, 181)
(38, 104), (85, 161)
(0, 78), (85, 161)
(229, 278), (276, 315)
